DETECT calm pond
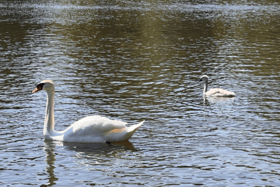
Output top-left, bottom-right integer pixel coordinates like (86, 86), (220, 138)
(0, 0), (280, 186)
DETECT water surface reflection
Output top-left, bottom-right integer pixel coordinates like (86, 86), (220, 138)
(1, 0), (280, 186)
(43, 140), (137, 186)
(43, 141), (58, 186)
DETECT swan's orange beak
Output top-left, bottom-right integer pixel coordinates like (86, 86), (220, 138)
(32, 86), (42, 94)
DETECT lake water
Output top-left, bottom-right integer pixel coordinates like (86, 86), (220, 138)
(1, 0), (280, 186)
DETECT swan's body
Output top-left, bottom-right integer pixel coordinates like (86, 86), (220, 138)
(199, 75), (235, 97)
(32, 80), (144, 143)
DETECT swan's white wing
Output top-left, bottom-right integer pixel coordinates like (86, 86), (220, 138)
(70, 115), (127, 133)
(206, 88), (235, 97)
(60, 115), (128, 142)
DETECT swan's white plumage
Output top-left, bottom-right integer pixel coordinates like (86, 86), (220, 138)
(32, 80), (144, 143)
(205, 88), (236, 97)
(199, 75), (235, 97)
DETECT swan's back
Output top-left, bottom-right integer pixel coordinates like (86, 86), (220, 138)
(70, 115), (127, 133)
(206, 88), (236, 97)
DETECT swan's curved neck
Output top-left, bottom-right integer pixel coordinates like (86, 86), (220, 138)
(203, 80), (208, 94)
(44, 89), (55, 136)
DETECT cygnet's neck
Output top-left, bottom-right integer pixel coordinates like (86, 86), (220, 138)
(44, 89), (55, 136)
(203, 80), (208, 94)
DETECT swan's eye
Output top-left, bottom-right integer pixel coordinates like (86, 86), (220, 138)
(32, 83), (45, 94)
(36, 83), (45, 89)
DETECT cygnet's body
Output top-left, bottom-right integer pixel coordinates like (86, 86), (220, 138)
(199, 75), (235, 97)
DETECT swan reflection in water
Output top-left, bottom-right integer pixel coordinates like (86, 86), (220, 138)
(42, 140), (136, 186)
(43, 140), (58, 186)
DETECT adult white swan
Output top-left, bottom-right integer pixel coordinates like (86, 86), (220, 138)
(32, 80), (144, 143)
(199, 75), (236, 97)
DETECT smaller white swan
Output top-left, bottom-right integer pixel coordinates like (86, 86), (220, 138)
(199, 75), (235, 97)
(32, 80), (144, 143)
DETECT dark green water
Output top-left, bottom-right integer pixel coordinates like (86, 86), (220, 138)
(1, 0), (280, 186)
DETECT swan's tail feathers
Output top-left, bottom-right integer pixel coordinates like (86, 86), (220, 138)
(104, 120), (144, 143)
(229, 92), (236, 97)
(124, 120), (144, 140)
(127, 120), (144, 133)
(221, 91), (236, 97)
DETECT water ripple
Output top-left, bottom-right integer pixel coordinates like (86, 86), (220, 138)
(0, 0), (280, 186)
